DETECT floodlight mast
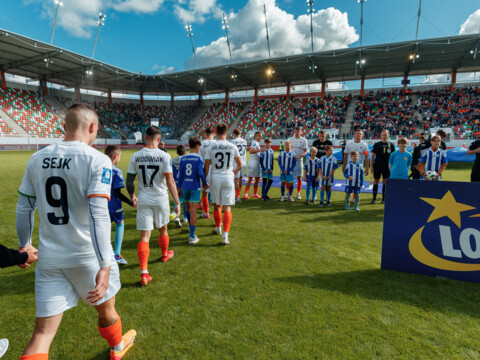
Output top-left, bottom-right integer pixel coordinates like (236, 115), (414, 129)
(186, 22), (199, 69)
(357, 0), (366, 69)
(222, 13), (232, 63)
(50, 0), (63, 45)
(263, 4), (271, 59)
(92, 10), (106, 58)
(415, 0), (422, 41)
(307, 0), (315, 53)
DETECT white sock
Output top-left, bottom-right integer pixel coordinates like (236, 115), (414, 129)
(141, 270), (149, 275)
(113, 340), (123, 352)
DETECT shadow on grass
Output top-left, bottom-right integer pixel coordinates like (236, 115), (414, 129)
(277, 269), (480, 318)
(91, 349), (110, 360)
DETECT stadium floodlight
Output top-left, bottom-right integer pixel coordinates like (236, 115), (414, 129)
(222, 13), (233, 63)
(50, 0), (63, 45)
(266, 68), (275, 76)
(307, 0), (315, 53)
(198, 78), (204, 84)
(263, 4), (271, 59)
(186, 22), (199, 69)
(231, 74), (238, 81)
(357, 0), (366, 48)
(92, 10), (106, 58)
(415, 0), (422, 41)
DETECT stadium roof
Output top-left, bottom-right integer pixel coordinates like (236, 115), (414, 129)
(1, 28), (479, 96)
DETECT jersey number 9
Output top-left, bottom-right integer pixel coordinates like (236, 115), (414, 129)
(45, 176), (69, 225)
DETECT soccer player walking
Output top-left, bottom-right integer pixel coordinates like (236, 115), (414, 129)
(17, 103), (135, 360)
(370, 129), (395, 204)
(244, 131), (265, 199)
(289, 127), (308, 199)
(178, 136), (209, 244)
(204, 123), (242, 245)
(199, 127), (216, 218)
(126, 126), (181, 286)
(230, 128), (247, 202)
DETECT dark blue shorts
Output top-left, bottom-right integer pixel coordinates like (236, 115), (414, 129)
(110, 211), (124, 224)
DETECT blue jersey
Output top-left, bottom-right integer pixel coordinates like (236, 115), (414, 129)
(318, 155), (339, 179)
(260, 149), (274, 171)
(389, 150), (412, 179)
(108, 165), (125, 214)
(178, 153), (207, 191)
(172, 155), (182, 187)
(419, 148), (447, 173)
(304, 157), (319, 177)
(344, 161), (364, 188)
(278, 150), (297, 174)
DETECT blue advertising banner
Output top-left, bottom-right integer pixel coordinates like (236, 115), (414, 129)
(381, 179), (480, 283)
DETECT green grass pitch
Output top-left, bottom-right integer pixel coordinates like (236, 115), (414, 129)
(1, 150), (479, 360)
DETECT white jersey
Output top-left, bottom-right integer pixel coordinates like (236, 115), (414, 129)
(200, 139), (215, 161)
(206, 140), (241, 178)
(344, 140), (369, 165)
(127, 147), (173, 205)
(289, 136), (308, 158)
(18, 141), (113, 269)
(230, 137), (248, 166)
(249, 140), (261, 163)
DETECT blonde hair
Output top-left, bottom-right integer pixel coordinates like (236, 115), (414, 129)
(310, 147), (318, 154)
(285, 140), (292, 146)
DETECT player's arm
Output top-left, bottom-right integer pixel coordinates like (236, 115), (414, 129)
(467, 143), (480, 155)
(437, 155), (448, 178)
(250, 145), (263, 154)
(126, 156), (138, 204)
(113, 188), (134, 207)
(278, 155), (285, 174)
(288, 157), (297, 173)
(342, 151), (348, 168)
(198, 160), (208, 190)
(298, 146), (308, 160)
(363, 148), (370, 175)
(369, 149), (375, 173)
(233, 156), (242, 175)
(165, 173), (181, 216)
(259, 153), (266, 172)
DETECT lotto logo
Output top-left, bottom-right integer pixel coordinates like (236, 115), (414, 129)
(101, 168), (112, 184)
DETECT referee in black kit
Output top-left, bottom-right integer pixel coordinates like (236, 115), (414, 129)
(312, 130), (333, 159)
(370, 129), (395, 204)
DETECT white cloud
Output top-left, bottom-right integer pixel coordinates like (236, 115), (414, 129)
(183, 0), (358, 69)
(459, 9), (480, 34)
(174, 0), (222, 24)
(26, 0), (163, 39)
(157, 65), (177, 74)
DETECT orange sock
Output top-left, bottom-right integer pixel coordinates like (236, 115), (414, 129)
(213, 210), (222, 227)
(137, 242), (150, 271)
(253, 185), (258, 195)
(297, 179), (302, 193)
(201, 196), (209, 214)
(236, 189), (240, 198)
(98, 316), (123, 348)
(244, 185), (250, 195)
(20, 355), (49, 360)
(158, 235), (169, 256)
(223, 211), (232, 232)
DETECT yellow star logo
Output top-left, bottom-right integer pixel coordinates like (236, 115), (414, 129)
(420, 190), (475, 228)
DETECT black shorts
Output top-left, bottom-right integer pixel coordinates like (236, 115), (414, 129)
(471, 165), (480, 182)
(374, 165), (390, 180)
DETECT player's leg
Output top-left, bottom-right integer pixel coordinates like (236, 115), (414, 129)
(96, 297), (136, 360)
(312, 178), (318, 203)
(188, 202), (199, 244)
(158, 225), (174, 262)
(213, 203), (222, 234)
(354, 189), (361, 211)
(114, 219), (127, 265)
(244, 176), (253, 199)
(222, 205), (232, 245)
(138, 230), (152, 285)
(345, 189), (351, 210)
(320, 184), (325, 206)
(371, 167), (380, 204)
(280, 178), (286, 201)
(265, 176), (273, 200)
(21, 313), (63, 358)
(296, 177), (302, 199)
(382, 168), (389, 203)
(288, 177), (294, 201)
(305, 178), (311, 204)
(252, 177), (261, 198)
(201, 190), (210, 219)
(326, 186), (332, 205)
(261, 175), (267, 200)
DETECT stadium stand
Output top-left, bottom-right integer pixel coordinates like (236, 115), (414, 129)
(291, 95), (351, 139)
(351, 90), (419, 139)
(0, 87), (63, 137)
(0, 119), (16, 136)
(417, 86), (480, 139)
(196, 102), (248, 137)
(237, 98), (292, 139)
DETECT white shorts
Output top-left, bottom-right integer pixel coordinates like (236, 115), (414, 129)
(293, 159), (303, 177)
(137, 197), (170, 230)
(247, 161), (261, 178)
(35, 261), (120, 317)
(235, 165), (246, 179)
(210, 176), (236, 206)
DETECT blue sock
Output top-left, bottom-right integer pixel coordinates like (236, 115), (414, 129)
(114, 222), (124, 256)
(185, 211), (191, 223)
(320, 191), (325, 202)
(312, 187), (317, 199)
(208, 193), (211, 203)
(306, 184), (311, 201)
(281, 184), (285, 196)
(262, 181), (267, 197)
(289, 184), (294, 196)
(327, 191), (332, 202)
(189, 225), (196, 238)
(265, 179), (273, 194)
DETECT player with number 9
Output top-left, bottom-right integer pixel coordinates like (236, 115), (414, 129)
(126, 126), (181, 286)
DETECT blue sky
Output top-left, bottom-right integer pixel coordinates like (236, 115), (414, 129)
(1, 0), (479, 76)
